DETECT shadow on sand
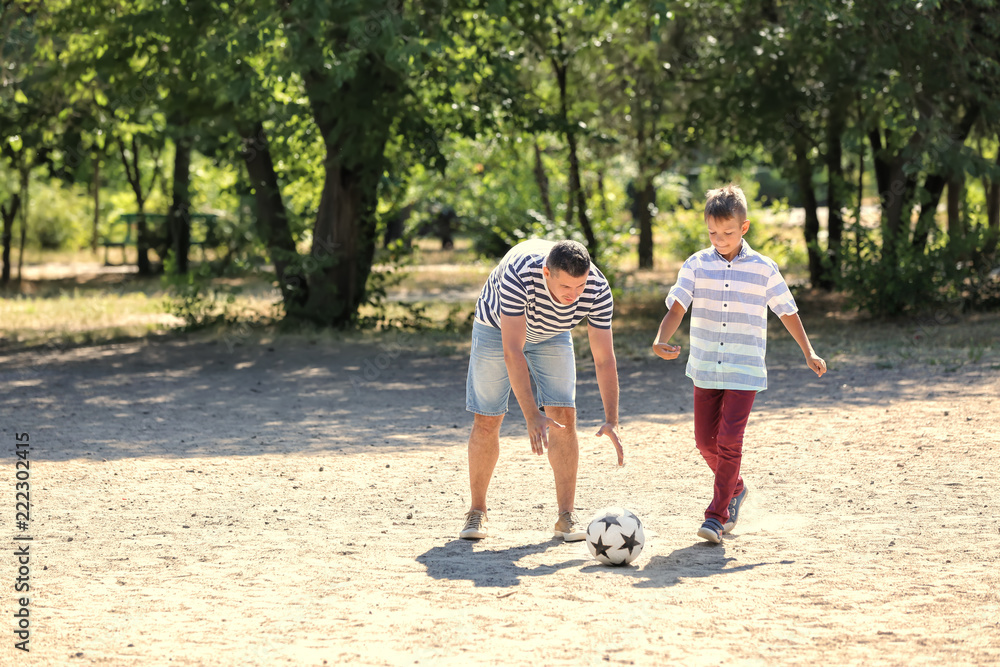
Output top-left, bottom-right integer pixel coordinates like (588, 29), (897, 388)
(417, 536), (793, 590)
(580, 540), (794, 588)
(417, 538), (589, 588)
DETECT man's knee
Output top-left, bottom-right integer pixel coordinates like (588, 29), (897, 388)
(543, 406), (576, 428)
(471, 413), (504, 435)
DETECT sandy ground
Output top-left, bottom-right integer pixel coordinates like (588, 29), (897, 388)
(1, 327), (998, 666)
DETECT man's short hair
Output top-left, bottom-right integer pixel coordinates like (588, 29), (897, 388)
(547, 240), (591, 277)
(704, 184), (748, 222)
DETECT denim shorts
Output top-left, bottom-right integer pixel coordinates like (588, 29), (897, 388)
(466, 320), (576, 416)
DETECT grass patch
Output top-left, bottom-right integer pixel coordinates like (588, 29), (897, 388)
(2, 245), (996, 372)
(0, 290), (180, 349)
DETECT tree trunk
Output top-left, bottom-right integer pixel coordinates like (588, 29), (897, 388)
(16, 166), (28, 283)
(636, 178), (656, 270)
(867, 129), (891, 199)
(794, 136), (823, 287)
(383, 203), (413, 248)
(596, 170), (609, 223)
(565, 123), (596, 255)
(91, 155), (100, 252)
(553, 58), (597, 256)
(1, 194), (20, 285)
(912, 173), (947, 252)
(855, 152), (865, 254)
(167, 131), (193, 273)
(533, 139), (554, 223)
(135, 207), (152, 274)
(280, 9), (398, 327)
(296, 151), (383, 327)
(823, 102), (846, 290)
(867, 128), (915, 252)
(239, 121), (305, 310)
(986, 146), (1000, 259)
(946, 177), (963, 241)
(911, 105), (979, 252)
(118, 136), (154, 275)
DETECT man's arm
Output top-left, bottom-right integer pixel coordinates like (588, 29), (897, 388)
(779, 312), (827, 377)
(652, 300), (687, 359)
(588, 324), (624, 466)
(500, 312), (564, 454)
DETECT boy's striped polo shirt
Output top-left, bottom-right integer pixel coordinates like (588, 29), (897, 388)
(666, 241), (797, 391)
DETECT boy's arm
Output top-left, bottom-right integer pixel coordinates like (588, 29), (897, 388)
(652, 300), (687, 360)
(587, 324), (624, 466)
(779, 312), (827, 377)
(500, 312), (565, 454)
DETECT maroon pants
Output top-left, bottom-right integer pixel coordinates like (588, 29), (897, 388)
(693, 386), (756, 524)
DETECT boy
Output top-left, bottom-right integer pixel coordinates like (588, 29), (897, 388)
(652, 184), (826, 543)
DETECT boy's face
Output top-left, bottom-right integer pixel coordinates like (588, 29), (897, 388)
(543, 267), (588, 304)
(706, 215), (750, 260)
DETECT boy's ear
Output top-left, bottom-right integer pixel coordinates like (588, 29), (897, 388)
(741, 219), (751, 234)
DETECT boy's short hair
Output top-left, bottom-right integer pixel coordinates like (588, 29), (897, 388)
(704, 184), (748, 222)
(547, 240), (591, 277)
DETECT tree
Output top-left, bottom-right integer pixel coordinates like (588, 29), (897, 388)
(695, 0), (863, 288)
(498, 0), (603, 256)
(591, 1), (700, 269)
(0, 2), (39, 285)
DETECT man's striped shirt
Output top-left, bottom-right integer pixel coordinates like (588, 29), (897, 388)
(666, 241), (797, 391)
(475, 239), (614, 344)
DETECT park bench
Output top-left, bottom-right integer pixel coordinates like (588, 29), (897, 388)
(101, 213), (220, 266)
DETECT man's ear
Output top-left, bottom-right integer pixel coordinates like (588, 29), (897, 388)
(542, 266), (551, 279)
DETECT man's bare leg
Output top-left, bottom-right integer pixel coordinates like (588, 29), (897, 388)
(544, 406), (578, 514)
(468, 413), (504, 512)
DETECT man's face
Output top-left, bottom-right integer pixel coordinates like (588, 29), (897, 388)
(706, 215), (749, 260)
(543, 267), (588, 304)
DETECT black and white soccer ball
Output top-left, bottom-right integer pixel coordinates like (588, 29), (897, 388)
(585, 507), (645, 566)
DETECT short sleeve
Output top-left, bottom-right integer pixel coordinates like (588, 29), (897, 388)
(587, 282), (614, 329)
(765, 262), (798, 316)
(498, 263), (529, 317)
(665, 258), (696, 311)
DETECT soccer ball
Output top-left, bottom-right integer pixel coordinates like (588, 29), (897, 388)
(586, 507), (645, 566)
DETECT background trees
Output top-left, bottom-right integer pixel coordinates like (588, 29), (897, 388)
(2, 0), (998, 322)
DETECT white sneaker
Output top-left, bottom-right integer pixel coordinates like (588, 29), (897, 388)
(460, 510), (487, 539)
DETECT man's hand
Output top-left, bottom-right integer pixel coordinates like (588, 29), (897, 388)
(652, 343), (682, 360)
(525, 411), (565, 455)
(596, 422), (624, 466)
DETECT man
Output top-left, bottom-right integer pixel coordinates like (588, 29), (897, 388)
(460, 239), (624, 541)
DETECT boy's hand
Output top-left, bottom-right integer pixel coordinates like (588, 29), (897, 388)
(652, 343), (682, 360)
(806, 353), (827, 377)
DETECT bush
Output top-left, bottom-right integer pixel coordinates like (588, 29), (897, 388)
(27, 180), (92, 250)
(161, 256), (241, 329)
(837, 227), (975, 317)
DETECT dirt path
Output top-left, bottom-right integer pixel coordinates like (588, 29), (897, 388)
(1, 332), (997, 666)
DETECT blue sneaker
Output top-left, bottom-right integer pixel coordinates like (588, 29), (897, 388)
(723, 486), (749, 534)
(697, 518), (724, 544)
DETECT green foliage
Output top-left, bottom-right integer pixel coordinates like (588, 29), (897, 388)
(5, 0), (1000, 323)
(161, 255), (241, 329)
(28, 180), (92, 250)
(837, 227), (969, 317)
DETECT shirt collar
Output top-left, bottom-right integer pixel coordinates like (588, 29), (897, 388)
(713, 239), (751, 263)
